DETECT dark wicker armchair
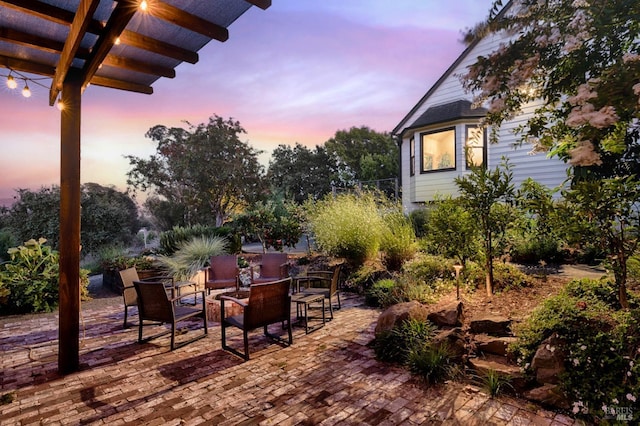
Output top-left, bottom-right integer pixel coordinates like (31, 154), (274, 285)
(297, 263), (342, 320)
(250, 253), (289, 284)
(133, 280), (208, 350)
(220, 278), (292, 360)
(119, 267), (173, 329)
(204, 255), (239, 294)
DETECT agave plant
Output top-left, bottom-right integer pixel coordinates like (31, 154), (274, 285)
(157, 236), (229, 281)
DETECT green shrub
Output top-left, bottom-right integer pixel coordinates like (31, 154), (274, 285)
(464, 261), (533, 292)
(373, 318), (436, 364)
(98, 245), (156, 271)
(380, 212), (417, 271)
(306, 192), (385, 266)
(509, 234), (562, 265)
(510, 278), (639, 422)
(365, 279), (396, 307)
(0, 229), (18, 263)
(159, 224), (240, 256)
(407, 343), (457, 385)
(157, 236), (229, 281)
(409, 208), (430, 238)
(475, 369), (514, 397)
(0, 238), (89, 314)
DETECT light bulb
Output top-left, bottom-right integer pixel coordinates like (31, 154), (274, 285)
(140, 0), (148, 11)
(6, 75), (17, 89)
(56, 97), (64, 111)
(22, 83), (31, 98)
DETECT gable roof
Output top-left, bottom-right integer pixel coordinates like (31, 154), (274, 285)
(406, 99), (487, 131)
(392, 0), (513, 137)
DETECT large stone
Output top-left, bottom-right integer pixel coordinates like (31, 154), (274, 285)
(427, 301), (464, 327)
(531, 333), (566, 385)
(468, 357), (528, 393)
(374, 301), (429, 335)
(524, 384), (569, 410)
(474, 334), (517, 357)
(469, 315), (512, 336)
(432, 328), (467, 362)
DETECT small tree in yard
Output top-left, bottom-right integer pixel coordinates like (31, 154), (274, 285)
(455, 160), (515, 297)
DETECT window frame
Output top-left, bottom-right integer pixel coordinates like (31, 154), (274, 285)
(419, 126), (456, 174)
(409, 136), (415, 176)
(464, 124), (487, 169)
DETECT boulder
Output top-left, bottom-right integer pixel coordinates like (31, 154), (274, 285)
(374, 301), (430, 336)
(524, 384), (569, 410)
(468, 357), (527, 393)
(531, 333), (566, 385)
(427, 301), (464, 327)
(474, 334), (517, 357)
(432, 328), (467, 362)
(469, 315), (512, 336)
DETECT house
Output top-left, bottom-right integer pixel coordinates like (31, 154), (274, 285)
(392, 16), (568, 214)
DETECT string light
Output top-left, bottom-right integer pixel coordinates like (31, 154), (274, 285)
(140, 0), (148, 11)
(21, 83), (31, 98)
(6, 74), (17, 89)
(56, 96), (64, 111)
(2, 68), (54, 103)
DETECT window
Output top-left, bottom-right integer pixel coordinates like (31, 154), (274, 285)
(410, 136), (415, 176)
(421, 128), (455, 172)
(465, 125), (486, 168)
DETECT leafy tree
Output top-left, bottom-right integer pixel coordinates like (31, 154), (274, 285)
(462, 0), (640, 177)
(126, 114), (266, 227)
(324, 126), (398, 186)
(1, 184), (138, 254)
(455, 160), (515, 296)
(267, 143), (334, 203)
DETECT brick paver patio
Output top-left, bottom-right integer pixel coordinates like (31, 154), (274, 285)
(0, 293), (581, 425)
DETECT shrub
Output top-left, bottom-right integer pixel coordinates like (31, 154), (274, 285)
(98, 245), (157, 271)
(365, 279), (396, 307)
(509, 234), (562, 265)
(373, 318), (436, 364)
(157, 236), (229, 281)
(0, 238), (89, 314)
(0, 229), (18, 262)
(409, 208), (430, 238)
(159, 224), (240, 256)
(407, 343), (457, 385)
(380, 212), (417, 271)
(464, 261), (533, 292)
(306, 192), (385, 266)
(510, 278), (639, 422)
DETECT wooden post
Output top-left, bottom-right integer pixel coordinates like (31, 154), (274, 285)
(58, 69), (82, 374)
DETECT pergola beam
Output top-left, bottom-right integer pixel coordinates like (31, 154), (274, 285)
(144, 1), (228, 42)
(49, 0), (100, 105)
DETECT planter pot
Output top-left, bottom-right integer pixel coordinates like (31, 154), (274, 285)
(206, 290), (250, 322)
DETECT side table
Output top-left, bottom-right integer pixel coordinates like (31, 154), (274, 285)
(291, 293), (325, 334)
(173, 281), (198, 305)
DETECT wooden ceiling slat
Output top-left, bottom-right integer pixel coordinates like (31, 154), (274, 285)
(146, 1), (228, 42)
(0, 53), (55, 76)
(90, 74), (153, 94)
(119, 30), (198, 64)
(102, 55), (175, 78)
(245, 0), (272, 10)
(49, 0), (100, 105)
(0, 27), (91, 58)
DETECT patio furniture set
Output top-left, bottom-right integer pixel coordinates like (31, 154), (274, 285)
(117, 254), (342, 360)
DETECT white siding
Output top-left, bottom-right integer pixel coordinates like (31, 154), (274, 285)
(399, 33), (569, 214)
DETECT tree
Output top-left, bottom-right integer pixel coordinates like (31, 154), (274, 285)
(1, 184), (139, 254)
(267, 143), (334, 203)
(126, 115), (266, 227)
(324, 126), (398, 186)
(462, 0), (640, 176)
(463, 0), (640, 305)
(455, 160), (515, 297)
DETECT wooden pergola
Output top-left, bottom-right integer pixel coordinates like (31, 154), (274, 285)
(0, 0), (271, 374)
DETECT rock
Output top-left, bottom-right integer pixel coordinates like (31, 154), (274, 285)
(469, 315), (512, 336)
(428, 301), (464, 327)
(374, 301), (430, 335)
(432, 328), (466, 362)
(531, 333), (566, 385)
(468, 357), (528, 393)
(474, 334), (517, 357)
(524, 384), (569, 410)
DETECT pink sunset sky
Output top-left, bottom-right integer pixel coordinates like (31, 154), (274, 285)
(0, 0), (493, 201)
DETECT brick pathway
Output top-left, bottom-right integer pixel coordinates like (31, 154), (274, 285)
(0, 294), (582, 425)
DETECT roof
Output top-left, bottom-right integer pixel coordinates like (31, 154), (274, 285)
(0, 0), (270, 105)
(406, 99), (487, 131)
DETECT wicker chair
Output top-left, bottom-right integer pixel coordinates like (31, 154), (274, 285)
(250, 253), (289, 284)
(118, 267), (174, 329)
(204, 255), (239, 294)
(133, 280), (207, 350)
(220, 278), (292, 360)
(297, 263), (342, 320)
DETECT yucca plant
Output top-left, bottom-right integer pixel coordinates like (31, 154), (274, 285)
(157, 236), (228, 281)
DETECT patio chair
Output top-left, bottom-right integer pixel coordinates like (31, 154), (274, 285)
(220, 278), (293, 360)
(119, 267), (174, 329)
(297, 263), (342, 320)
(133, 280), (208, 350)
(250, 253), (289, 285)
(204, 254), (240, 294)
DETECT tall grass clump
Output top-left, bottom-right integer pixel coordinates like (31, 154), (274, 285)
(158, 236), (228, 281)
(306, 192), (385, 266)
(380, 211), (417, 271)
